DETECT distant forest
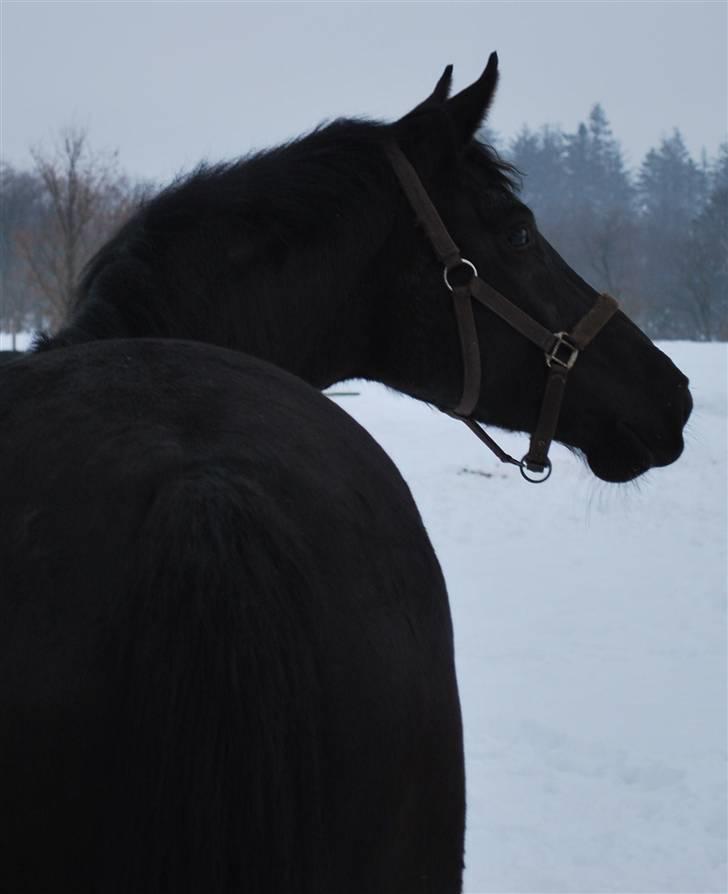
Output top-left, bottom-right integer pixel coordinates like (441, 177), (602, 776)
(1, 105), (726, 343)
(482, 105), (726, 341)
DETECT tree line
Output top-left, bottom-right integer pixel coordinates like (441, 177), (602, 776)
(1, 110), (726, 343)
(485, 105), (727, 340)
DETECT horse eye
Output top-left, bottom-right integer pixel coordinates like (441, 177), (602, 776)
(508, 226), (530, 248)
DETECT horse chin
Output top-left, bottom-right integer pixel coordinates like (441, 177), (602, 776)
(583, 423), (666, 484)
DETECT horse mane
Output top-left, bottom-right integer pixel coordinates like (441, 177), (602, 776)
(75, 117), (519, 311)
(75, 119), (388, 308)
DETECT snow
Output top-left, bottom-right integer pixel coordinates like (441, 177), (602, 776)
(0, 331), (33, 351)
(336, 341), (726, 894)
(4, 335), (726, 891)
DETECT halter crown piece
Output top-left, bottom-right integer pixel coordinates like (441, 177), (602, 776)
(385, 142), (618, 483)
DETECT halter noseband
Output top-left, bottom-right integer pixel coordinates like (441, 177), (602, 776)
(385, 142), (618, 483)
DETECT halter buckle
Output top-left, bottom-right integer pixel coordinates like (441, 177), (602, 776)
(546, 332), (579, 369)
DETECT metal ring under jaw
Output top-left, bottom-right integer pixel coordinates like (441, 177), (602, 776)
(443, 258), (478, 292)
(519, 456), (552, 484)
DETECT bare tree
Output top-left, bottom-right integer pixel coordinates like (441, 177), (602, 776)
(17, 127), (142, 329)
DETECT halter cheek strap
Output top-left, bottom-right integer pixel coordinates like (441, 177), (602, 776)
(385, 142), (618, 483)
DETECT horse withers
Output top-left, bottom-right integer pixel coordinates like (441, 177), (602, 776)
(3, 54), (691, 892)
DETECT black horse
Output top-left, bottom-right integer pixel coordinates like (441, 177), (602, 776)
(2, 56), (691, 893)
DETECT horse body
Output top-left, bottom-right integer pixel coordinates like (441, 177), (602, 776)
(2, 54), (692, 891)
(1, 340), (464, 893)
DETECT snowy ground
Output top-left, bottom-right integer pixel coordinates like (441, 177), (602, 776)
(0, 331), (33, 351)
(336, 341), (727, 894)
(3, 335), (725, 892)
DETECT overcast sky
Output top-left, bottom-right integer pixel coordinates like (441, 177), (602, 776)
(1, 1), (726, 184)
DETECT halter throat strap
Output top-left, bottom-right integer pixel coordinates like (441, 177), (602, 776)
(385, 141), (618, 482)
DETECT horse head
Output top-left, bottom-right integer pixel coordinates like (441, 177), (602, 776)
(371, 54), (692, 482)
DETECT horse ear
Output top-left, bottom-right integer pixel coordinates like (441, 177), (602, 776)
(445, 52), (499, 145)
(402, 65), (454, 118)
(426, 64), (454, 105)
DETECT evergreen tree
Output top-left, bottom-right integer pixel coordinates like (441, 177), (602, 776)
(510, 125), (567, 225)
(679, 142), (728, 339)
(558, 106), (637, 307)
(638, 129), (707, 229)
(636, 130), (709, 336)
(709, 141), (728, 193)
(563, 120), (591, 207)
(586, 104), (633, 209)
(561, 104), (633, 211)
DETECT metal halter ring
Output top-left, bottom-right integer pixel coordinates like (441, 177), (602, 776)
(443, 258), (478, 292)
(519, 456), (552, 484)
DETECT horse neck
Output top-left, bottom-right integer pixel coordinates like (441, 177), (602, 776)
(50, 211), (388, 391)
(230, 266), (375, 389)
(44, 132), (403, 387)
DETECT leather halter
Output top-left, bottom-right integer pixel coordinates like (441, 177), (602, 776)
(385, 142), (618, 483)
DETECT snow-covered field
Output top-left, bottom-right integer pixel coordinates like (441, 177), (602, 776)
(337, 341), (727, 894)
(0, 332), (33, 351)
(3, 335), (725, 892)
